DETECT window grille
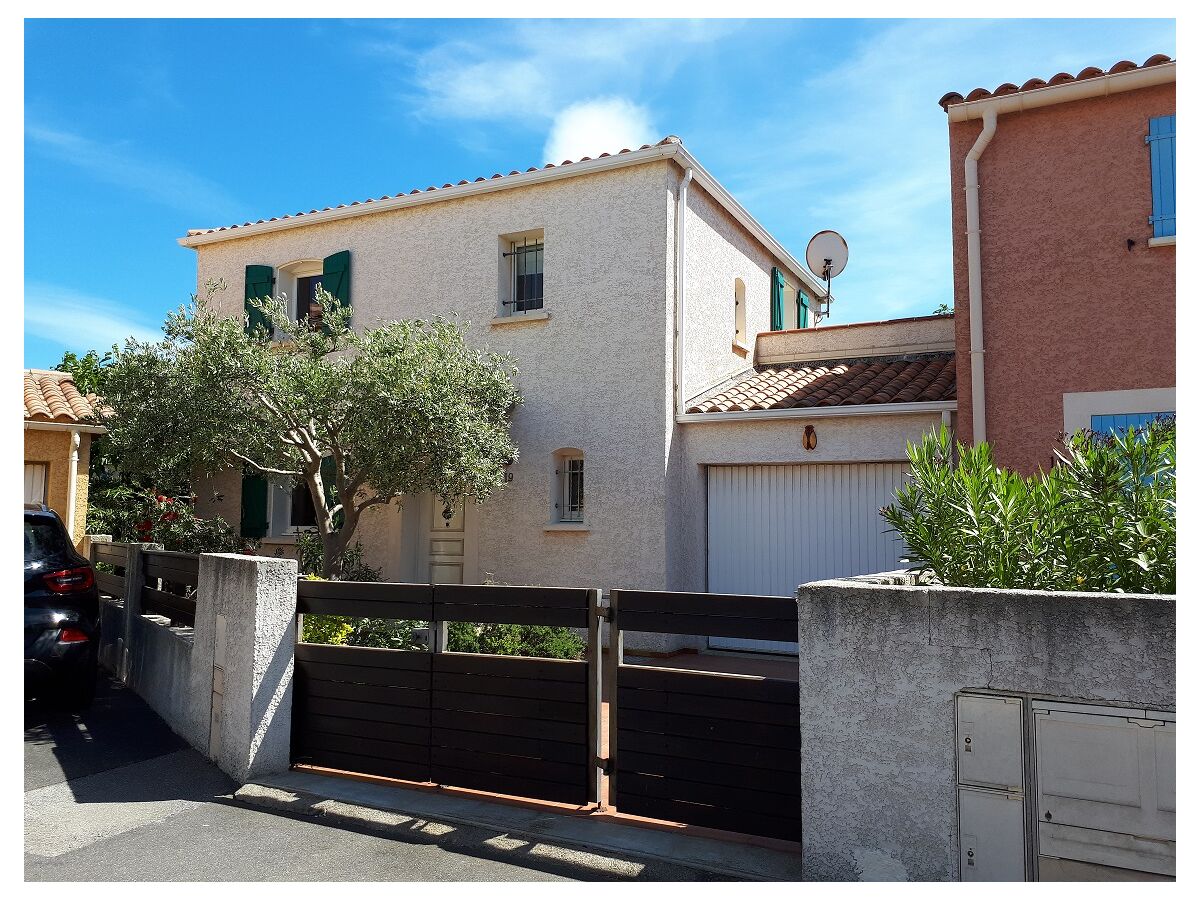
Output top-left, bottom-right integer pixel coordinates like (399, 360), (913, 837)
(504, 238), (544, 313)
(556, 457), (584, 522)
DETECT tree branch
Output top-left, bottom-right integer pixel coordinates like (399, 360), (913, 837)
(229, 449), (301, 477)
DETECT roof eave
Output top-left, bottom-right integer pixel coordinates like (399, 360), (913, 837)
(178, 141), (830, 299)
(945, 61), (1176, 122)
(676, 399), (956, 423)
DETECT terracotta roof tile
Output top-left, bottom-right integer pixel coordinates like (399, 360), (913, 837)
(686, 353), (956, 415)
(187, 136), (684, 237)
(938, 54), (1174, 109)
(24, 369), (102, 424)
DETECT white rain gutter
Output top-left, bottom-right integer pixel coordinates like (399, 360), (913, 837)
(673, 167), (694, 417)
(948, 60), (1175, 444)
(676, 400), (957, 424)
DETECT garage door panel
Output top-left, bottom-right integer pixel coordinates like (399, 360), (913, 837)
(707, 463), (908, 653)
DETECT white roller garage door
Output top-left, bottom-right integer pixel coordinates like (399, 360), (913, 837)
(707, 463), (909, 652)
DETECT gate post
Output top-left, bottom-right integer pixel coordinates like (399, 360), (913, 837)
(603, 589), (622, 810)
(587, 588), (604, 807)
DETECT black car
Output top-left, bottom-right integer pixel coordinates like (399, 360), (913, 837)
(24, 504), (100, 708)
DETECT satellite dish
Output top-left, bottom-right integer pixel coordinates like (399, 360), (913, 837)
(805, 230), (848, 281)
(804, 230), (848, 323)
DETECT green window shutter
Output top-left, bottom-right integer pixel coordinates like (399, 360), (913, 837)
(770, 267), (785, 331)
(319, 455), (344, 530)
(240, 472), (269, 538)
(797, 290), (810, 329)
(244, 265), (275, 338)
(321, 250), (351, 326)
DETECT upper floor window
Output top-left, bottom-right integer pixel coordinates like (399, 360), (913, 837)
(498, 229), (545, 318)
(553, 449), (584, 523)
(1147, 115), (1176, 239)
(734, 278), (747, 346)
(244, 251), (351, 338)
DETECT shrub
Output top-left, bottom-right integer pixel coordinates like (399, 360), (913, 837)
(90, 486), (242, 554)
(880, 420), (1175, 593)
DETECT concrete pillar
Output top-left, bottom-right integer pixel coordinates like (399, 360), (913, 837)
(191, 553), (297, 783)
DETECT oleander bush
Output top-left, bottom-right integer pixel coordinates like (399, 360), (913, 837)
(880, 419), (1175, 593)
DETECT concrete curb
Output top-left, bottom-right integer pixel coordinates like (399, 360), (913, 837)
(235, 770), (803, 881)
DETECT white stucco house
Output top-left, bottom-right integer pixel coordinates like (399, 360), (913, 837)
(182, 135), (955, 651)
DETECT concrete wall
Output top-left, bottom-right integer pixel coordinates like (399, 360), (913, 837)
(755, 314), (954, 366)
(24, 427), (93, 546)
(96, 543), (298, 783)
(795, 576), (1175, 881)
(948, 82), (1175, 473)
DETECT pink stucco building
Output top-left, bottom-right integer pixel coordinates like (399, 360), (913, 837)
(941, 55), (1175, 474)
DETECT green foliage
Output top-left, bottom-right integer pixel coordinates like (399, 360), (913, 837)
(880, 420), (1175, 593)
(88, 485), (242, 554)
(932, 303), (952, 316)
(345, 618), (428, 650)
(295, 531), (381, 582)
(301, 613), (354, 646)
(446, 622), (585, 660)
(55, 349), (114, 398)
(98, 281), (521, 577)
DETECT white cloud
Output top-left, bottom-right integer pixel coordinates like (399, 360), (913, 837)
(25, 123), (241, 222)
(398, 20), (736, 124)
(543, 98), (657, 165)
(24, 282), (163, 358)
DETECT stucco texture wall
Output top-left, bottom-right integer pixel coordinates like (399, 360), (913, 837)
(194, 162), (675, 590)
(796, 578), (1175, 881)
(948, 83), (1175, 473)
(667, 413), (942, 594)
(25, 428), (92, 546)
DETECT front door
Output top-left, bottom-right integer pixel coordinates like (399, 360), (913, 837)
(425, 496), (468, 584)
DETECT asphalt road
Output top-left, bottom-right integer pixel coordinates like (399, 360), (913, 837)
(24, 676), (713, 881)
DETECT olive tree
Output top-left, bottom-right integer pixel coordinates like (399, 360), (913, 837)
(99, 282), (521, 577)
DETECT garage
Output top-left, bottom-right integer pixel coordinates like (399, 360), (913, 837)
(706, 461), (910, 652)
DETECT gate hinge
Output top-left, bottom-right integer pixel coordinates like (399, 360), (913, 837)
(595, 756), (612, 775)
(595, 595), (612, 620)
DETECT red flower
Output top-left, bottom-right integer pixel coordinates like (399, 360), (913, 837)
(163, 511), (179, 522)
(136, 519), (153, 532)
(155, 495), (166, 503)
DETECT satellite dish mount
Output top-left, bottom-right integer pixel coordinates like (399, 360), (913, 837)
(804, 230), (849, 324)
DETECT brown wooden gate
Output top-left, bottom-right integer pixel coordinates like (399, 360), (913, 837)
(606, 589), (801, 842)
(291, 581), (601, 807)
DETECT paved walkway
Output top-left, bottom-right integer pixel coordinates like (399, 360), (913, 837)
(24, 676), (721, 881)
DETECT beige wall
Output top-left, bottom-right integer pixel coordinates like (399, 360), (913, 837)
(24, 427), (92, 547)
(194, 162), (676, 589)
(666, 412), (944, 594)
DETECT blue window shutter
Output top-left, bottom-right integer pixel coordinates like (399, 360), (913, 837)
(1147, 115), (1176, 238)
(770, 267), (785, 331)
(797, 290), (810, 329)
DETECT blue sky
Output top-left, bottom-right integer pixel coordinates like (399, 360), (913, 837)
(24, 18), (1175, 368)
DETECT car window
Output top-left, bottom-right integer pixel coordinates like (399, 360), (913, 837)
(24, 517), (67, 563)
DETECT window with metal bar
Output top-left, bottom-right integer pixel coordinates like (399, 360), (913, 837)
(505, 238), (544, 313)
(555, 455), (584, 522)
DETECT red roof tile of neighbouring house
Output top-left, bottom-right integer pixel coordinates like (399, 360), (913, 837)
(685, 353), (956, 414)
(184, 136), (685, 238)
(938, 54), (1174, 109)
(24, 370), (103, 424)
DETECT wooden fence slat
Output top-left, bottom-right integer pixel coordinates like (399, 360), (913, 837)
(432, 671), (585, 703)
(96, 573), (125, 597)
(613, 793), (801, 843)
(615, 589), (797, 620)
(429, 765), (585, 806)
(431, 747), (584, 786)
(296, 677), (431, 708)
(292, 748), (431, 784)
(618, 609), (795, 642)
(617, 729), (802, 772)
(434, 583), (589, 609)
(432, 709), (586, 745)
(618, 665), (799, 704)
(295, 713), (428, 747)
(296, 642), (431, 671)
(294, 731), (430, 765)
(618, 707), (799, 750)
(432, 653), (586, 682)
(140, 587), (196, 625)
(617, 771), (799, 819)
(432, 690), (586, 723)
(616, 685), (799, 726)
(430, 728), (586, 765)
(299, 696), (431, 727)
(434, 603), (587, 628)
(618, 750), (801, 796)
